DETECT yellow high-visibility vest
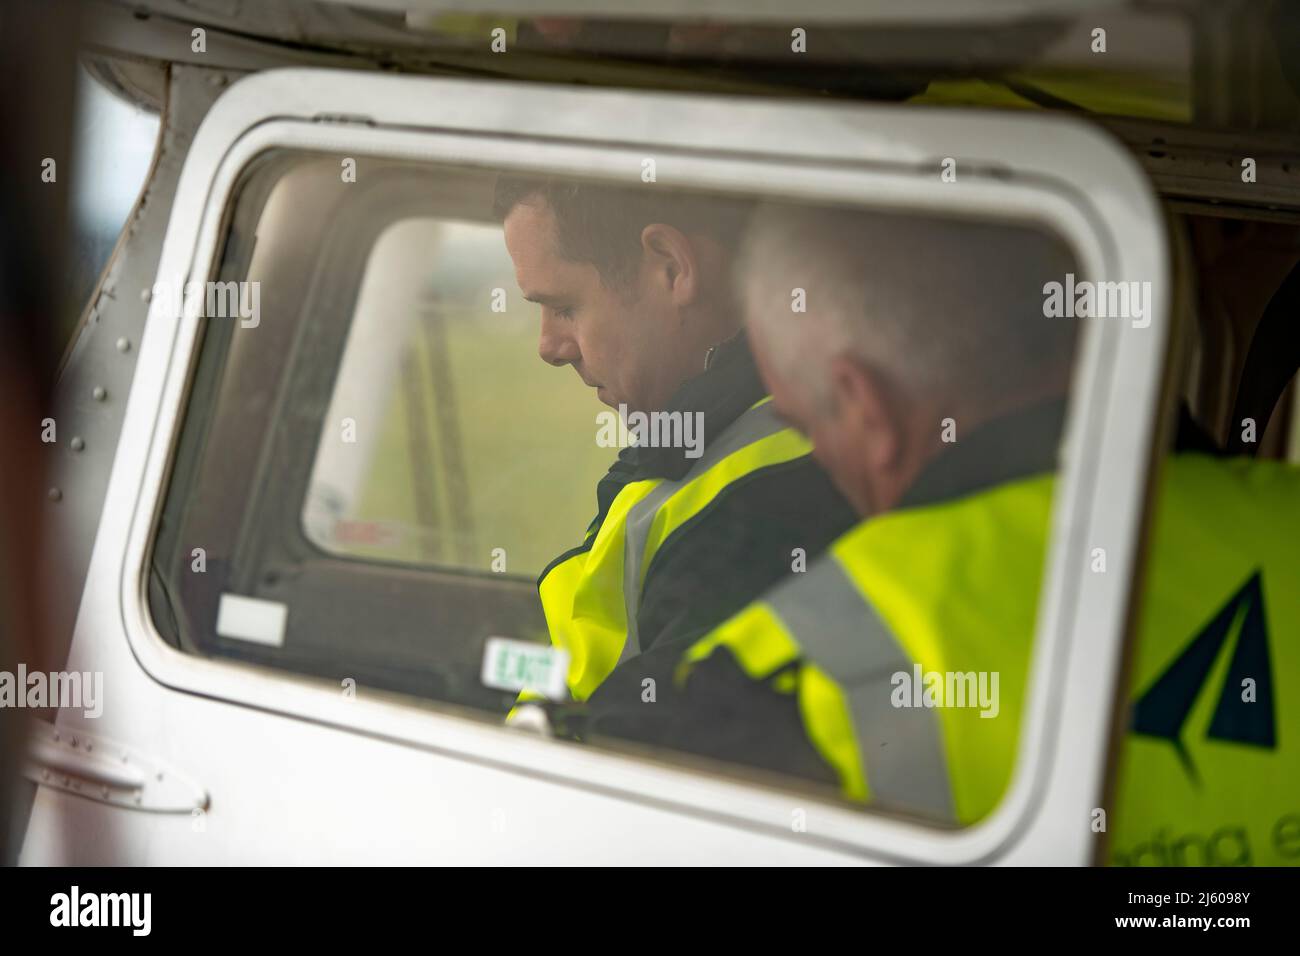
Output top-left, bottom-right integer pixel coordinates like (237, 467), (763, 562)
(516, 400), (817, 712)
(680, 454), (1300, 857)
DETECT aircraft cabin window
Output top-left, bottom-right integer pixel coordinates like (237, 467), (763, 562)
(149, 149), (1090, 829)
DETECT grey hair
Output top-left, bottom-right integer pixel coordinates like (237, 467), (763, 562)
(737, 202), (1080, 407)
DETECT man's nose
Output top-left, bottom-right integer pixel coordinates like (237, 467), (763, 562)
(538, 313), (579, 367)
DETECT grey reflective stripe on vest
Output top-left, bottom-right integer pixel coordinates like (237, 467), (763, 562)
(766, 559), (956, 823)
(618, 402), (787, 664)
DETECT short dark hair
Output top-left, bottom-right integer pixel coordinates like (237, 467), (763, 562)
(493, 175), (751, 288)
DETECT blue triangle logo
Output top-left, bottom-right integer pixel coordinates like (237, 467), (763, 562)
(1131, 571), (1275, 783)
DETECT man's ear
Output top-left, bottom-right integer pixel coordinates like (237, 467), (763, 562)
(640, 223), (699, 306)
(828, 353), (901, 471)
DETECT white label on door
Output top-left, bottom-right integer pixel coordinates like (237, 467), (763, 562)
(215, 593), (288, 647)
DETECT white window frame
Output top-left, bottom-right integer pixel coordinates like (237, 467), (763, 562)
(113, 68), (1169, 864)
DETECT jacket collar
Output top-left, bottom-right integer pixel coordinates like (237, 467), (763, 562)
(899, 398), (1069, 511)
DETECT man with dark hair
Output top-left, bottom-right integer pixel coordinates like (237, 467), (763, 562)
(495, 176), (752, 415)
(494, 176), (856, 735)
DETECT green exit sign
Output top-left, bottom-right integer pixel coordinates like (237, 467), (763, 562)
(481, 636), (570, 700)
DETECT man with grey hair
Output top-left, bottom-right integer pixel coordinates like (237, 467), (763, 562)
(738, 203), (1079, 519)
(580, 202), (1082, 822)
(589, 200), (1300, 860)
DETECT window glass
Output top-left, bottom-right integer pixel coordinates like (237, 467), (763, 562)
(302, 218), (609, 575)
(151, 149), (1085, 827)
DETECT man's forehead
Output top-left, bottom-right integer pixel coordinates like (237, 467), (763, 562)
(504, 206), (562, 288)
(505, 205), (602, 300)
(504, 200), (559, 258)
